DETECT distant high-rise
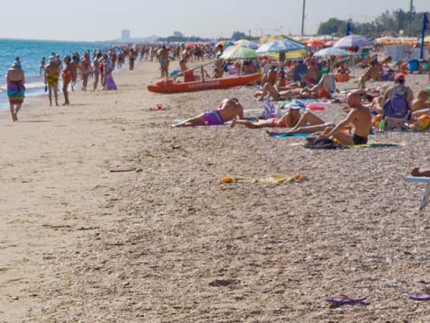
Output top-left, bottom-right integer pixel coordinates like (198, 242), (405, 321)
(121, 30), (131, 43)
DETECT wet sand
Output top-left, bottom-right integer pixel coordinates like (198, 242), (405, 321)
(1, 61), (430, 322)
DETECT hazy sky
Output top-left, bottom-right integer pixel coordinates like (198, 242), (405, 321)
(0, 0), (428, 41)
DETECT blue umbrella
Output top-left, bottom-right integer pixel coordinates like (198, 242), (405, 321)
(256, 39), (307, 54)
(333, 35), (373, 48)
(314, 47), (358, 57)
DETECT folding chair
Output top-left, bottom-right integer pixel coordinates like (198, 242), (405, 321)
(404, 176), (430, 213)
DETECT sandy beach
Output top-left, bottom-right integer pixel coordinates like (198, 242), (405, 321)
(1, 60), (430, 322)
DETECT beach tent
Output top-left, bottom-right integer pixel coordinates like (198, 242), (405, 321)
(334, 34), (373, 48)
(220, 46), (258, 60)
(314, 47), (358, 57)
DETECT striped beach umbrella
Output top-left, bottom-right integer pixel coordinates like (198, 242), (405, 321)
(257, 39), (307, 54)
(333, 35), (373, 48)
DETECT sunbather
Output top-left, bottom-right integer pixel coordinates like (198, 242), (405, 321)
(173, 98), (244, 127)
(358, 61), (381, 88)
(255, 74), (333, 101)
(411, 168), (430, 177)
(317, 92), (372, 145)
(266, 110), (333, 135)
(230, 106), (301, 129)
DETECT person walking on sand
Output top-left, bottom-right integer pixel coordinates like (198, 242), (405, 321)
(70, 55), (80, 91)
(159, 46), (170, 78)
(103, 54), (116, 90)
(80, 52), (92, 91)
(129, 48), (136, 71)
(93, 52), (102, 91)
(44, 56), (60, 106)
(7, 61), (25, 122)
(62, 56), (72, 105)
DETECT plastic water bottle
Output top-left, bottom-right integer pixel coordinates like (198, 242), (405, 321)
(379, 119), (386, 132)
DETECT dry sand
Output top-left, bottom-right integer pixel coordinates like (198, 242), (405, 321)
(1, 60), (430, 322)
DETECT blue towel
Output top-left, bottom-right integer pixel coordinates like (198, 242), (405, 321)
(269, 133), (310, 138)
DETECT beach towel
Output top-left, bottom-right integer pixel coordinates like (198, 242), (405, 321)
(7, 80), (25, 104)
(269, 132), (310, 138)
(219, 174), (308, 185)
(172, 120), (232, 127)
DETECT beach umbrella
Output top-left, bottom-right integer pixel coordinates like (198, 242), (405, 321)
(257, 39), (307, 54)
(314, 47), (358, 57)
(324, 41), (336, 47)
(260, 49), (308, 61)
(216, 40), (235, 49)
(240, 41), (259, 49)
(333, 34), (373, 48)
(220, 46), (258, 60)
(186, 42), (196, 48)
(422, 35), (430, 43)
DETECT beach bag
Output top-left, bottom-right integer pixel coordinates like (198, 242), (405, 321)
(382, 85), (410, 119)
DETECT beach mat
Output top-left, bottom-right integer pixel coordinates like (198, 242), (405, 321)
(269, 133), (310, 138)
(287, 141), (403, 148)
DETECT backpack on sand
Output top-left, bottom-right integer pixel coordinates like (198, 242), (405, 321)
(382, 85), (411, 120)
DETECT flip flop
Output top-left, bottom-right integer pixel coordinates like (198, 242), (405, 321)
(325, 295), (367, 305)
(409, 292), (430, 301)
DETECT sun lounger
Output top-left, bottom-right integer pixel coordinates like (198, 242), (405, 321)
(404, 176), (430, 213)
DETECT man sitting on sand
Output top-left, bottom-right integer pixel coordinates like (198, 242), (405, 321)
(173, 98), (244, 127)
(317, 92), (372, 145)
(231, 106), (302, 129)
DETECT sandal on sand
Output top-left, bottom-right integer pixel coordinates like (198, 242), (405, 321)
(409, 292), (430, 301)
(325, 295), (367, 305)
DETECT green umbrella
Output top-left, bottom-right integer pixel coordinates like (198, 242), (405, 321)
(220, 46), (258, 60)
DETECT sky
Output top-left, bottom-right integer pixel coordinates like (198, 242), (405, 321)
(0, 0), (428, 41)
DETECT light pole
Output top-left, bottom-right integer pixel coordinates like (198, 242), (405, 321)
(408, 0), (414, 36)
(301, 0), (306, 35)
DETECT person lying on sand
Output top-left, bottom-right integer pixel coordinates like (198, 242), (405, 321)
(255, 74), (332, 101)
(266, 92), (372, 145)
(317, 92), (372, 145)
(173, 98), (244, 127)
(411, 168), (430, 177)
(230, 106), (301, 129)
(266, 110), (333, 135)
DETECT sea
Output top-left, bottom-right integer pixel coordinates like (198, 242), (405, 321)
(0, 38), (111, 106)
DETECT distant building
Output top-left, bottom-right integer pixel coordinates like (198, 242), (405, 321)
(121, 30), (131, 43)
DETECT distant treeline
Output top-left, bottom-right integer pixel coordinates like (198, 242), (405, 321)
(318, 10), (428, 37)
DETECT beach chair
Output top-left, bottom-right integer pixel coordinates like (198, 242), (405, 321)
(404, 176), (430, 213)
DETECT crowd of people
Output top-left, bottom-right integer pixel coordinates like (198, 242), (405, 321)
(173, 46), (430, 149)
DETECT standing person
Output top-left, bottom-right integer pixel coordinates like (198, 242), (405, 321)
(44, 56), (60, 106)
(110, 49), (117, 70)
(40, 57), (45, 75)
(103, 54), (116, 90)
(70, 55), (80, 91)
(62, 56), (72, 105)
(80, 53), (92, 91)
(129, 48), (136, 70)
(7, 62), (25, 122)
(93, 52), (102, 91)
(158, 46), (170, 78)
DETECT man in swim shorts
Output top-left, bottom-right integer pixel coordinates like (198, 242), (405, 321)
(173, 98), (244, 127)
(318, 92), (372, 145)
